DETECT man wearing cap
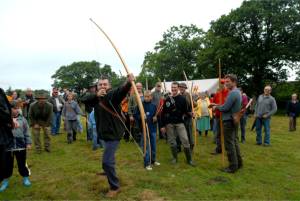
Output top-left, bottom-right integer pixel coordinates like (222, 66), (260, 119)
(48, 88), (64, 135)
(0, 88), (14, 184)
(179, 82), (195, 151)
(128, 82), (144, 143)
(29, 91), (53, 153)
(151, 82), (163, 107)
(151, 82), (164, 139)
(84, 83), (97, 141)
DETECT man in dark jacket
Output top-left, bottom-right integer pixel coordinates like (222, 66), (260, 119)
(0, 88), (14, 183)
(160, 82), (195, 167)
(80, 74), (134, 198)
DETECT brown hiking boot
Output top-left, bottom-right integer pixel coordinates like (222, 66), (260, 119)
(105, 188), (120, 198)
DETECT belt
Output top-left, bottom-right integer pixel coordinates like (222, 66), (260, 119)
(222, 119), (233, 123)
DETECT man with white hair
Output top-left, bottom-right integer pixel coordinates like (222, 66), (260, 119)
(254, 85), (277, 146)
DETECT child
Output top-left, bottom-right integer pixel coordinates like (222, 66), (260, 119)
(62, 93), (82, 144)
(135, 91), (160, 170)
(0, 101), (32, 192)
(88, 108), (104, 150)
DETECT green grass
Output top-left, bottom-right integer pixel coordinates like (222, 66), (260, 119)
(0, 116), (299, 200)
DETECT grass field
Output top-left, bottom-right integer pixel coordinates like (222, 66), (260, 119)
(0, 115), (299, 200)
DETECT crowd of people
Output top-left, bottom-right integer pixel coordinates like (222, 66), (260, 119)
(0, 74), (299, 197)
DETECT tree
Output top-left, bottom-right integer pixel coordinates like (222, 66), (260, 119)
(51, 61), (124, 93)
(199, 0), (300, 95)
(5, 86), (12, 96)
(140, 25), (206, 84)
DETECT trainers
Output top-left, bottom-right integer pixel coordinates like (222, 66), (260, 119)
(105, 188), (120, 198)
(153, 161), (160, 166)
(187, 160), (196, 167)
(171, 158), (177, 164)
(96, 172), (106, 176)
(0, 179), (9, 192)
(23, 177), (31, 187)
(145, 165), (152, 170)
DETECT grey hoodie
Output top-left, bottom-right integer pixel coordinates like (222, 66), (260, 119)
(7, 113), (31, 151)
(62, 100), (82, 121)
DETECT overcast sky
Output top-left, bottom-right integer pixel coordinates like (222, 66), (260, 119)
(0, 0), (246, 90)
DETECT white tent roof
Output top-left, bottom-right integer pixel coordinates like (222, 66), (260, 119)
(155, 78), (219, 95)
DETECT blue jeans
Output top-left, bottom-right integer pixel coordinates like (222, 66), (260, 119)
(255, 118), (271, 145)
(240, 114), (247, 141)
(86, 113), (93, 141)
(77, 115), (83, 133)
(92, 128), (104, 149)
(140, 132), (157, 167)
(213, 118), (219, 143)
(102, 141), (120, 190)
(51, 112), (61, 134)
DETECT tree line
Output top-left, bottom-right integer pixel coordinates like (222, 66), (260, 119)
(47, 0), (299, 103)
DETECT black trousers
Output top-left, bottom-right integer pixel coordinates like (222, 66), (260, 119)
(3, 150), (30, 179)
(123, 113), (130, 141)
(223, 120), (242, 170)
(0, 145), (7, 182)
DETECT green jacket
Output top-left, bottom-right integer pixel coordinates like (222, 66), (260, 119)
(29, 101), (53, 127)
(128, 94), (144, 117)
(80, 81), (131, 141)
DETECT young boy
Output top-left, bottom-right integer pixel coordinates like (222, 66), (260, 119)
(135, 91), (160, 170)
(62, 93), (82, 144)
(0, 101), (32, 192)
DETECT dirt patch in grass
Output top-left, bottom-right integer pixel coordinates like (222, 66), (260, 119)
(206, 176), (230, 185)
(138, 190), (165, 201)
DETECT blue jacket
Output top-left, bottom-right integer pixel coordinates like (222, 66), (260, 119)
(134, 101), (157, 133)
(62, 100), (82, 121)
(7, 113), (32, 151)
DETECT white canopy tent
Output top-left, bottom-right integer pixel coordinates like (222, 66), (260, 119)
(153, 78), (220, 95)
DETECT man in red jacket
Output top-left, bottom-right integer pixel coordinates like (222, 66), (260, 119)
(211, 80), (229, 155)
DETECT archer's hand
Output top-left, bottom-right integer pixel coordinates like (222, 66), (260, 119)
(212, 106), (217, 111)
(208, 103), (217, 108)
(129, 116), (135, 123)
(153, 116), (157, 123)
(26, 144), (32, 150)
(97, 89), (106, 97)
(127, 73), (135, 82)
(82, 88), (88, 94)
(13, 118), (20, 128)
(160, 127), (166, 134)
